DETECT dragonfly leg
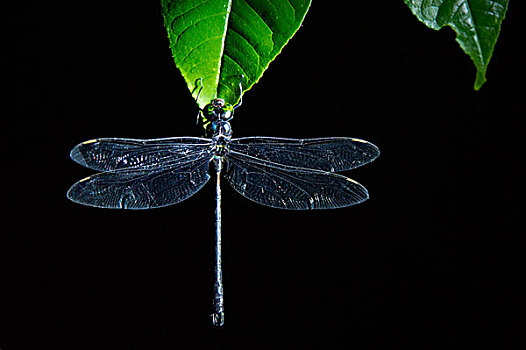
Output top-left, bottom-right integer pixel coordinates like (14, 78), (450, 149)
(233, 75), (244, 111)
(195, 78), (204, 125)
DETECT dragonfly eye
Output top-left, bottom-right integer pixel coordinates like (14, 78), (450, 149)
(203, 99), (234, 122)
(220, 105), (233, 120)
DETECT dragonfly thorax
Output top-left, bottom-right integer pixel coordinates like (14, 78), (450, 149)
(213, 134), (230, 157)
(208, 119), (232, 139)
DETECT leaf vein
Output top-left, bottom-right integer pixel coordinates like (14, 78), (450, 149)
(174, 12), (226, 45)
(228, 27), (262, 63)
(180, 35), (224, 66)
(223, 54), (249, 78)
(235, 0), (274, 34)
(169, 0), (214, 27)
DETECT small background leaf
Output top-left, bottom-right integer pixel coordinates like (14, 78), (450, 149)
(403, 0), (509, 90)
(161, 0), (311, 108)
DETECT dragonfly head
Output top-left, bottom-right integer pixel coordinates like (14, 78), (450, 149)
(201, 99), (234, 138)
(202, 99), (234, 123)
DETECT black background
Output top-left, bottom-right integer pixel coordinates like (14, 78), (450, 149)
(3, 1), (522, 349)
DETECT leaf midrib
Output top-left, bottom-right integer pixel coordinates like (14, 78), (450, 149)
(215, 0), (233, 100)
(458, 0), (485, 66)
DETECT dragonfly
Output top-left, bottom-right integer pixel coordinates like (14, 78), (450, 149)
(67, 84), (380, 326)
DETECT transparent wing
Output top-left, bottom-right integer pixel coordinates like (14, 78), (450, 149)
(229, 137), (380, 172)
(224, 150), (369, 210)
(67, 146), (214, 209)
(70, 137), (213, 171)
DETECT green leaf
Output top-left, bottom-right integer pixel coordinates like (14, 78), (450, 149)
(403, 0), (509, 90)
(161, 0), (312, 108)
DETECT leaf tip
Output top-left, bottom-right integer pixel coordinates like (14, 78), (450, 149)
(474, 70), (487, 91)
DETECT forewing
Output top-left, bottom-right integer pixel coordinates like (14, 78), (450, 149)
(229, 137), (380, 172)
(70, 137), (213, 171)
(224, 151), (369, 210)
(67, 148), (213, 209)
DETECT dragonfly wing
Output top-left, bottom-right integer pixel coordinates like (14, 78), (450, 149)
(67, 150), (213, 209)
(70, 137), (213, 171)
(224, 151), (369, 210)
(229, 137), (380, 172)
